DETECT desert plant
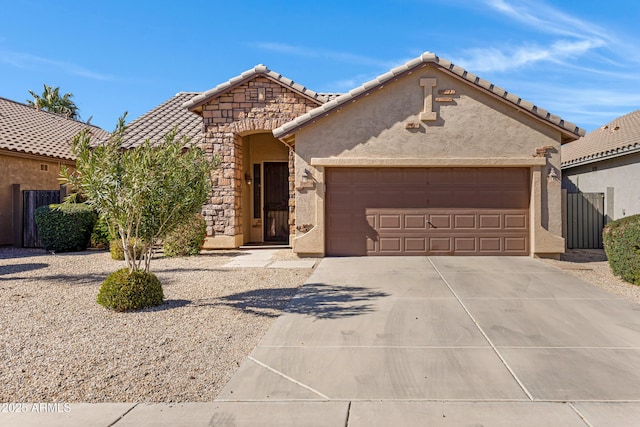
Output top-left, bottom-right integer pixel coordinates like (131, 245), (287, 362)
(97, 268), (163, 311)
(91, 215), (112, 249)
(61, 115), (216, 274)
(34, 203), (96, 252)
(603, 214), (640, 285)
(163, 214), (206, 257)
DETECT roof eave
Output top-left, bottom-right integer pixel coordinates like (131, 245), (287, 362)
(274, 52), (585, 141)
(183, 66), (328, 112)
(562, 143), (640, 169)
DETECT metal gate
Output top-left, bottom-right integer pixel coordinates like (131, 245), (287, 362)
(565, 192), (604, 249)
(263, 162), (289, 242)
(23, 190), (60, 248)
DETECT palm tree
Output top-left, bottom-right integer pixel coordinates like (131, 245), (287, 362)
(27, 84), (80, 119)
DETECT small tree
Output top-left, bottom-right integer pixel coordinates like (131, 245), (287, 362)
(62, 115), (215, 275)
(27, 84), (80, 119)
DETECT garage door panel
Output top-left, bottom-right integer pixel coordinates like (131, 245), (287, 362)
(505, 214), (527, 230)
(429, 237), (452, 253)
(379, 237), (402, 252)
(379, 214), (402, 230)
(505, 237), (527, 252)
(479, 214), (501, 229)
(405, 237), (427, 252)
(479, 237), (502, 252)
(454, 237), (477, 252)
(405, 214), (428, 229)
(454, 215), (476, 229)
(429, 214), (452, 229)
(326, 168), (529, 256)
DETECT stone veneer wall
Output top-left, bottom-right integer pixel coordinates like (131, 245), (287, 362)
(199, 76), (321, 243)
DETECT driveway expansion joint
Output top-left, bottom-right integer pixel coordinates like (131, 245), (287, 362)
(248, 356), (331, 400)
(427, 257), (535, 401)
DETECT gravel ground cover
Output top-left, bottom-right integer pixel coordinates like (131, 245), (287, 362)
(1, 247), (638, 403)
(0, 248), (311, 402)
(541, 249), (640, 305)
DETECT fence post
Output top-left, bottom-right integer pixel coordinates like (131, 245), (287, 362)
(12, 184), (22, 247)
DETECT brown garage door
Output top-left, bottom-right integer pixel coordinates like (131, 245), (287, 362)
(325, 167), (530, 256)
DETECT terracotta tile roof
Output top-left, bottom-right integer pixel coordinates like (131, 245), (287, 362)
(183, 65), (329, 110)
(273, 52), (585, 142)
(562, 109), (640, 168)
(118, 92), (203, 149)
(318, 93), (342, 101)
(0, 96), (109, 161)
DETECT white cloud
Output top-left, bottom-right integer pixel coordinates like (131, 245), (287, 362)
(0, 49), (112, 81)
(455, 39), (604, 72)
(484, 0), (610, 41)
(451, 0), (626, 74)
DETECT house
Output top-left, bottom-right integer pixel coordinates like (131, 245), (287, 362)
(124, 52), (585, 257)
(0, 97), (109, 246)
(562, 109), (640, 222)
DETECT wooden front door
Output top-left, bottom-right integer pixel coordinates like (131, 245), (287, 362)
(263, 162), (289, 242)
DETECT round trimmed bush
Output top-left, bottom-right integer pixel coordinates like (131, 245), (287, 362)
(603, 214), (640, 285)
(163, 214), (206, 257)
(35, 203), (97, 252)
(97, 268), (164, 311)
(110, 238), (144, 260)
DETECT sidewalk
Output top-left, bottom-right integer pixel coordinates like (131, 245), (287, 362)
(4, 256), (640, 426)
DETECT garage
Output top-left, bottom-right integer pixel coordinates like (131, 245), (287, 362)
(325, 167), (530, 256)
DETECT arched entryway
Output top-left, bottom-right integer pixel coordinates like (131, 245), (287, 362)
(240, 132), (290, 244)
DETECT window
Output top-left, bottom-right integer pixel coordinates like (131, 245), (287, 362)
(253, 163), (261, 218)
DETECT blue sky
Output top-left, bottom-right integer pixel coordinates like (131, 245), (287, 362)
(1, 0), (639, 133)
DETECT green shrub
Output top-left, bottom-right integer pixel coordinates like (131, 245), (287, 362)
(110, 238), (144, 260)
(163, 214), (206, 257)
(34, 203), (97, 252)
(91, 216), (112, 249)
(97, 268), (164, 311)
(603, 214), (640, 285)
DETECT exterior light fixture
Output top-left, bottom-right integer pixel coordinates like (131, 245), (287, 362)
(547, 167), (558, 182)
(245, 173), (252, 185)
(296, 168), (314, 191)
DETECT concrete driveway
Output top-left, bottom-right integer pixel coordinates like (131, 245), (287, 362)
(211, 256), (640, 426)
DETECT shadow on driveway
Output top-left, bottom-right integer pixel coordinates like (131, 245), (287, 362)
(215, 283), (389, 320)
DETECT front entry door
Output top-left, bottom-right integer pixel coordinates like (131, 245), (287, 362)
(263, 162), (289, 242)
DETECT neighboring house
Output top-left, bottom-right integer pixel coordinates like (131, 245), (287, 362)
(562, 109), (640, 222)
(124, 52), (585, 257)
(0, 97), (109, 246)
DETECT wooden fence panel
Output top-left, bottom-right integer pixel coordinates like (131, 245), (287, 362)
(566, 192), (604, 249)
(23, 190), (60, 248)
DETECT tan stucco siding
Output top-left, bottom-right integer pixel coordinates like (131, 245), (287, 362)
(0, 152), (72, 245)
(295, 67), (560, 160)
(291, 66), (565, 256)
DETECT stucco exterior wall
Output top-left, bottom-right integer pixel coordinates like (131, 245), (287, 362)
(291, 65), (565, 256)
(563, 151), (640, 221)
(0, 152), (72, 245)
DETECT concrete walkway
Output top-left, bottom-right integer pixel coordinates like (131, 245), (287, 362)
(220, 248), (317, 269)
(4, 256), (640, 426)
